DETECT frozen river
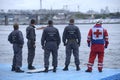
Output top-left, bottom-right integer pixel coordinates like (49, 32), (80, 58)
(0, 24), (120, 69)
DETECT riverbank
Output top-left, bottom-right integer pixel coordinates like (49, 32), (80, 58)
(0, 19), (120, 25)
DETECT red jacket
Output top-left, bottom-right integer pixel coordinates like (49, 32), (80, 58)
(87, 24), (109, 52)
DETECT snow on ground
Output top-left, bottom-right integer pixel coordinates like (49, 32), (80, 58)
(0, 64), (120, 80)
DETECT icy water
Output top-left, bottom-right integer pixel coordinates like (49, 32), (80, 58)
(0, 24), (120, 69)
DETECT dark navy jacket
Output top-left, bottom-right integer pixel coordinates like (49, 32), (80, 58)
(62, 24), (81, 45)
(8, 30), (24, 45)
(41, 26), (61, 47)
(26, 25), (36, 44)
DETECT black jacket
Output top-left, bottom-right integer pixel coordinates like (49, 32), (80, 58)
(41, 26), (61, 47)
(62, 24), (81, 45)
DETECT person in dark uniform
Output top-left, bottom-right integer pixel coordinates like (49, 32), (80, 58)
(8, 23), (24, 73)
(62, 19), (81, 71)
(41, 20), (61, 72)
(26, 19), (36, 70)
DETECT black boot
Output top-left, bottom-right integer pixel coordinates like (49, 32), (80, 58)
(85, 69), (92, 72)
(99, 69), (102, 72)
(28, 64), (36, 70)
(63, 65), (68, 71)
(15, 67), (24, 73)
(98, 67), (102, 72)
(11, 66), (16, 71)
(53, 67), (56, 72)
(43, 67), (48, 72)
(76, 65), (80, 71)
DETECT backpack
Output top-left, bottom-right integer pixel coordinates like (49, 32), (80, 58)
(8, 33), (13, 44)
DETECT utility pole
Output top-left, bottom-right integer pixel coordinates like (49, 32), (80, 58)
(40, 0), (42, 10)
(77, 5), (80, 12)
(39, 0), (42, 24)
(5, 13), (8, 25)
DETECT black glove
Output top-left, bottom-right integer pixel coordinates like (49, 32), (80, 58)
(78, 43), (80, 47)
(88, 43), (90, 47)
(105, 41), (109, 49)
(64, 43), (67, 46)
(87, 40), (90, 47)
(105, 46), (107, 48)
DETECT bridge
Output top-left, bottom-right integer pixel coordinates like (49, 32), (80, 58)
(0, 9), (70, 25)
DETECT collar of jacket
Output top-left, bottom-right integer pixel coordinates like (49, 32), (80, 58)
(69, 23), (74, 25)
(94, 24), (102, 27)
(48, 25), (53, 27)
(30, 24), (36, 28)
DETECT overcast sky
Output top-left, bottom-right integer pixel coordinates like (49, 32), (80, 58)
(0, 0), (120, 12)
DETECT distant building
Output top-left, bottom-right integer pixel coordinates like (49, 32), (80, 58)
(100, 6), (110, 14)
(86, 10), (98, 14)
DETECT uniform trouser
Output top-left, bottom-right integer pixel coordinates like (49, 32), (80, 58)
(44, 47), (58, 68)
(87, 51), (104, 70)
(65, 41), (80, 66)
(13, 44), (22, 68)
(27, 41), (35, 65)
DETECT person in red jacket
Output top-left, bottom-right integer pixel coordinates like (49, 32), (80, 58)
(85, 20), (109, 72)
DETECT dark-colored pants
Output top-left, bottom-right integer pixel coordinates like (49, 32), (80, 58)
(65, 40), (80, 66)
(27, 40), (35, 65)
(13, 44), (22, 68)
(44, 42), (58, 68)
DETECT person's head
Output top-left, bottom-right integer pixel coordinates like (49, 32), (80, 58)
(48, 20), (53, 26)
(69, 19), (74, 24)
(30, 19), (36, 24)
(13, 23), (19, 30)
(96, 19), (102, 25)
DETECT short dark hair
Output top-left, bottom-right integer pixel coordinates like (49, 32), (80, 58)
(31, 19), (35, 24)
(48, 20), (53, 25)
(69, 19), (74, 23)
(13, 23), (19, 30)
